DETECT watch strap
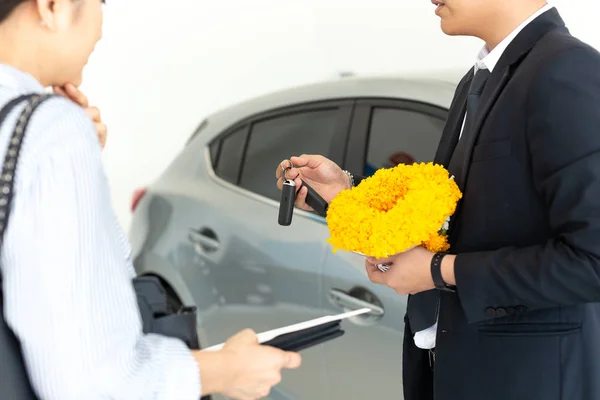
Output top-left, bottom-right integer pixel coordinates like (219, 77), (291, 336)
(431, 252), (455, 292)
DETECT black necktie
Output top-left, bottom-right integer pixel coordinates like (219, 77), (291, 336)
(406, 69), (491, 334)
(447, 68), (491, 178)
(468, 68), (491, 116)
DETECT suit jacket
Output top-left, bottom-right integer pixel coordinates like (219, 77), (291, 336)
(435, 9), (600, 400)
(359, 8), (600, 400)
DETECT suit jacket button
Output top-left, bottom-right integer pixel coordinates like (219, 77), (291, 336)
(485, 307), (496, 317)
(496, 307), (507, 317)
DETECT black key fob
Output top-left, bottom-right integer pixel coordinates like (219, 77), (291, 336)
(278, 179), (296, 226)
(301, 180), (328, 217)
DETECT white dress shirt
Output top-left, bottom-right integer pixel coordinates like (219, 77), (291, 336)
(413, 3), (554, 350)
(0, 63), (201, 399)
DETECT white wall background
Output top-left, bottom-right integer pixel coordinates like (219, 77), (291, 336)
(80, 0), (600, 230)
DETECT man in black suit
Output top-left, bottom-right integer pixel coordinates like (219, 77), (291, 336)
(276, 1), (600, 399)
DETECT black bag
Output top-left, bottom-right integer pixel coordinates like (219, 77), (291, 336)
(133, 275), (200, 349)
(0, 94), (199, 400)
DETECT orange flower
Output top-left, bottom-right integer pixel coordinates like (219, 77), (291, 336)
(423, 232), (451, 253)
(326, 162), (462, 258)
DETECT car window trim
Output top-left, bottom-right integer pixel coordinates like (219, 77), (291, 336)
(344, 98), (448, 175)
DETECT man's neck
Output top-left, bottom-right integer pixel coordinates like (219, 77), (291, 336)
(481, 2), (549, 50)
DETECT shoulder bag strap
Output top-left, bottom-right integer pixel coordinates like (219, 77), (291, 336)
(0, 93), (55, 400)
(0, 93), (55, 282)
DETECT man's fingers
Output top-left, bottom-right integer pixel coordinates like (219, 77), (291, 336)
(365, 261), (385, 284)
(294, 186), (313, 211)
(276, 161), (285, 179)
(295, 185), (307, 203)
(287, 169), (300, 182)
(291, 154), (321, 169)
(285, 167), (300, 181)
(290, 156), (308, 167)
(368, 256), (395, 265)
(277, 161), (301, 179)
(276, 159), (293, 179)
(64, 83), (89, 108)
(293, 176), (302, 189)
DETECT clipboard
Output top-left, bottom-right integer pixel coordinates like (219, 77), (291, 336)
(203, 308), (371, 352)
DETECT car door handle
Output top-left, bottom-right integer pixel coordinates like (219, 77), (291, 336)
(188, 228), (220, 253)
(328, 289), (384, 317)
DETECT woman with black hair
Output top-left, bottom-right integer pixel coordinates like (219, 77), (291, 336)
(0, 1), (301, 399)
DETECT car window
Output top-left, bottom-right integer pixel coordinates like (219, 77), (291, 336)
(214, 126), (247, 183)
(240, 109), (339, 201)
(209, 140), (221, 168)
(364, 107), (446, 176)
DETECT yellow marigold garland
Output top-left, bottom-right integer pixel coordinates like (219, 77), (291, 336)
(326, 162), (462, 258)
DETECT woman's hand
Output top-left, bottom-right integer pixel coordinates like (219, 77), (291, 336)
(53, 84), (107, 149)
(275, 154), (351, 211)
(197, 329), (302, 400)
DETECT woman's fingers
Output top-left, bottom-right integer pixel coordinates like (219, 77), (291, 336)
(52, 86), (68, 98)
(95, 123), (107, 149)
(85, 106), (101, 123)
(64, 83), (89, 108)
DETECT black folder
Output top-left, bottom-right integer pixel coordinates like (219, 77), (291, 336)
(262, 320), (345, 352)
(203, 308), (370, 353)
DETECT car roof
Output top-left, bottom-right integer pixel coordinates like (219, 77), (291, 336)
(196, 68), (465, 143)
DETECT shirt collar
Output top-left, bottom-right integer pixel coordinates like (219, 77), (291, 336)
(0, 63), (46, 94)
(475, 3), (554, 73)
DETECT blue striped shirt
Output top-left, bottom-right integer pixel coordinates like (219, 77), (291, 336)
(0, 64), (201, 399)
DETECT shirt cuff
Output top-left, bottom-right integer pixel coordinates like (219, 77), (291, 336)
(155, 335), (201, 399)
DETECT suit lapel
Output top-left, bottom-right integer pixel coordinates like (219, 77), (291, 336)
(434, 71), (473, 167)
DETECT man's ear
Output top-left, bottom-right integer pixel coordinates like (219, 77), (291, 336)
(36, 0), (75, 31)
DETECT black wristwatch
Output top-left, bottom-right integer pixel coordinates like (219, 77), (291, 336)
(431, 252), (456, 292)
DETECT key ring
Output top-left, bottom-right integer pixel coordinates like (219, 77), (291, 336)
(282, 159), (294, 181)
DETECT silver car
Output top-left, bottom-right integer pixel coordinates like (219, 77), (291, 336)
(129, 71), (461, 400)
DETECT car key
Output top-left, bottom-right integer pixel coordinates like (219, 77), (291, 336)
(278, 177), (296, 226)
(278, 160), (330, 225)
(299, 180), (329, 217)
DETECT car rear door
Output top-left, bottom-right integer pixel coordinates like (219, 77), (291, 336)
(194, 100), (354, 400)
(320, 99), (448, 399)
